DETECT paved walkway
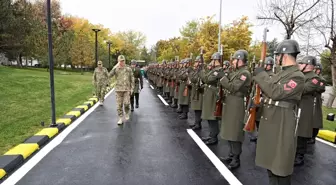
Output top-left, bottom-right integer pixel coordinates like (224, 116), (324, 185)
(4, 81), (336, 185)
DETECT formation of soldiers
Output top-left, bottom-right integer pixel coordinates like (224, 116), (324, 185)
(146, 39), (326, 185)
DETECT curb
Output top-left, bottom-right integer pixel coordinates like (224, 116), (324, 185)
(317, 130), (336, 143)
(0, 86), (114, 181)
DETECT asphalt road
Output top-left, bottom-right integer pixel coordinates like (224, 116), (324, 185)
(9, 81), (336, 185)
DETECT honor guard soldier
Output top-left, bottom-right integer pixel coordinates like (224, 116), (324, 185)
(223, 60), (231, 72)
(219, 49), (252, 170)
(253, 39), (305, 185)
(190, 56), (204, 130)
(295, 55), (321, 166)
(199, 52), (223, 145)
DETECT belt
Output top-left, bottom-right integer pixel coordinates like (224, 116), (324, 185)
(263, 98), (296, 109)
(228, 92), (244, 98)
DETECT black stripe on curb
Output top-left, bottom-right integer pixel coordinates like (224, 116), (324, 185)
(24, 136), (49, 147)
(52, 123), (66, 132)
(0, 155), (24, 174)
(72, 108), (85, 114)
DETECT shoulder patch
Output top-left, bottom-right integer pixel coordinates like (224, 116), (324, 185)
(240, 74), (246, 81)
(312, 78), (318, 85)
(213, 71), (218, 76)
(284, 79), (297, 91)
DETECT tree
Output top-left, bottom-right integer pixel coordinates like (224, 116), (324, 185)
(257, 0), (321, 39)
(0, 0), (14, 53)
(266, 38), (279, 57)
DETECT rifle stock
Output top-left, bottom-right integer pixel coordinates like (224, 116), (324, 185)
(214, 44), (224, 117)
(244, 28), (268, 132)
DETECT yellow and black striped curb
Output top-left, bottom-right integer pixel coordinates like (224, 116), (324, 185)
(0, 86), (114, 181)
(317, 130), (336, 143)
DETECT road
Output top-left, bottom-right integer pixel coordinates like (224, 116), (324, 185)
(4, 81), (336, 185)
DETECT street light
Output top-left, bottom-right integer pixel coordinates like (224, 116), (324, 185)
(106, 41), (112, 69)
(218, 0), (222, 52)
(92, 28), (101, 67)
(46, 0), (56, 127)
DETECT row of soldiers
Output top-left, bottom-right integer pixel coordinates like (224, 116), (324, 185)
(146, 39), (325, 185)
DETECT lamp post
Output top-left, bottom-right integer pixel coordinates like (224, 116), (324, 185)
(106, 41), (112, 69)
(46, 0), (56, 127)
(92, 28), (101, 67)
(218, 0), (222, 52)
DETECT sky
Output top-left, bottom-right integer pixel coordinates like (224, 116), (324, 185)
(59, 0), (293, 49)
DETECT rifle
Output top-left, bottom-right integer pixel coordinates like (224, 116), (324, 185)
(214, 44), (224, 117)
(244, 28), (269, 132)
(194, 47), (204, 101)
(183, 53), (193, 96)
(175, 56), (179, 93)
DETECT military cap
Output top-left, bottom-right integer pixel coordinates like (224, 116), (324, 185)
(131, 59), (137, 65)
(298, 55), (317, 66)
(118, 55), (125, 61)
(97, 60), (103, 65)
(265, 57), (274, 65)
(232, 50), (248, 62)
(274, 39), (300, 55)
(211, 52), (221, 60)
(223, 60), (230, 66)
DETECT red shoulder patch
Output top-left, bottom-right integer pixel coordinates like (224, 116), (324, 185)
(287, 80), (297, 88)
(312, 78), (318, 84)
(240, 75), (246, 81)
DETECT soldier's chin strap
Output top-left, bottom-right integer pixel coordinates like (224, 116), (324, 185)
(301, 64), (308, 72)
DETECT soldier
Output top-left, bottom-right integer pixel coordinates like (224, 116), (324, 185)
(177, 58), (192, 119)
(109, 55), (135, 125)
(190, 56), (204, 130)
(250, 57), (276, 142)
(223, 60), (231, 72)
(130, 60), (143, 111)
(308, 62), (326, 144)
(219, 50), (252, 170)
(294, 55), (321, 166)
(253, 39), (304, 185)
(199, 52), (223, 145)
(92, 60), (109, 105)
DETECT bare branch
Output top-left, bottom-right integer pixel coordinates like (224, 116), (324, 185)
(293, 0), (321, 22)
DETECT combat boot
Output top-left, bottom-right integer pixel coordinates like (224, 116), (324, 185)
(125, 113), (130, 121)
(204, 138), (218, 145)
(117, 118), (123, 125)
(294, 154), (304, 166)
(220, 153), (233, 164)
(179, 113), (188, 120)
(131, 105), (134, 112)
(191, 124), (202, 130)
(307, 138), (315, 144)
(167, 97), (172, 104)
(227, 155), (240, 170)
(201, 136), (211, 141)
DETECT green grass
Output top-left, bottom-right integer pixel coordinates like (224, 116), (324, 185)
(0, 66), (98, 154)
(322, 106), (336, 131)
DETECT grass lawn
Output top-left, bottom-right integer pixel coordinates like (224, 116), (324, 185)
(322, 106), (336, 131)
(0, 66), (109, 154)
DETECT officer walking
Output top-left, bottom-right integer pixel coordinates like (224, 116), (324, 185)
(219, 50), (251, 170)
(92, 60), (109, 105)
(253, 39), (305, 185)
(109, 55), (135, 125)
(130, 60), (143, 111)
(295, 55), (321, 166)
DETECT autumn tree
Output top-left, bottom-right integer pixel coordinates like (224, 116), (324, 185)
(257, 0), (321, 39)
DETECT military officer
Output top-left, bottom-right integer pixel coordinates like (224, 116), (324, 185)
(92, 60), (109, 105)
(308, 62), (326, 144)
(250, 57), (276, 142)
(219, 50), (252, 170)
(109, 55), (135, 125)
(130, 60), (143, 111)
(199, 52), (224, 145)
(294, 55), (321, 166)
(253, 39), (305, 185)
(190, 56), (204, 130)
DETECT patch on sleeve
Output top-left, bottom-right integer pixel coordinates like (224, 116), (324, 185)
(284, 79), (297, 91)
(312, 78), (318, 85)
(213, 71), (218, 76)
(240, 75), (246, 81)
(320, 82), (324, 86)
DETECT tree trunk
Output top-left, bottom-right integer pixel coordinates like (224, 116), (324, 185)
(327, 49), (336, 108)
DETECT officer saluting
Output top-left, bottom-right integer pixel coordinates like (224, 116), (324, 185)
(253, 39), (305, 185)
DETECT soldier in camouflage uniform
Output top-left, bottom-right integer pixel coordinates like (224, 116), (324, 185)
(109, 55), (135, 125)
(92, 60), (109, 105)
(199, 52), (224, 145)
(295, 55), (321, 166)
(130, 60), (143, 111)
(308, 62), (325, 144)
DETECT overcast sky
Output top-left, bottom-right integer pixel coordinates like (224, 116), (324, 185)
(59, 0), (293, 49)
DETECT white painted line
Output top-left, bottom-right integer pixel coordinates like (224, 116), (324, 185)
(150, 85), (154, 89)
(146, 80), (149, 83)
(1, 89), (115, 185)
(187, 129), (243, 185)
(157, 94), (169, 106)
(316, 138), (336, 148)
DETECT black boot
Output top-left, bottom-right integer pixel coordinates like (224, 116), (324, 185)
(191, 124), (202, 130)
(307, 138), (315, 144)
(167, 97), (172, 104)
(227, 155), (240, 170)
(131, 105), (134, 112)
(201, 136), (211, 141)
(220, 153), (233, 164)
(204, 138), (218, 145)
(179, 112), (188, 120)
(294, 154), (304, 166)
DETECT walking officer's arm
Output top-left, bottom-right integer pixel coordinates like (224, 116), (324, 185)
(303, 77), (320, 95)
(253, 71), (304, 100)
(109, 65), (117, 78)
(130, 68), (135, 91)
(220, 71), (250, 93)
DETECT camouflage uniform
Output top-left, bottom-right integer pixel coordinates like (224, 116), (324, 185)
(93, 61), (109, 104)
(109, 55), (135, 124)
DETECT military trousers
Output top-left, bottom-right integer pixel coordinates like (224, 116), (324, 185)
(228, 141), (242, 156)
(194, 110), (202, 126)
(208, 120), (219, 139)
(130, 93), (139, 107)
(267, 170), (292, 185)
(95, 84), (106, 101)
(296, 136), (308, 156)
(115, 91), (130, 117)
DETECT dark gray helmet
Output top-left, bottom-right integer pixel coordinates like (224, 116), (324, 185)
(211, 52), (221, 60)
(298, 55), (317, 66)
(223, 61), (230, 66)
(315, 62), (323, 70)
(265, 57), (274, 65)
(195, 56), (201, 62)
(233, 49), (248, 63)
(274, 39), (300, 55)
(131, 60), (137, 65)
(185, 58), (192, 63)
